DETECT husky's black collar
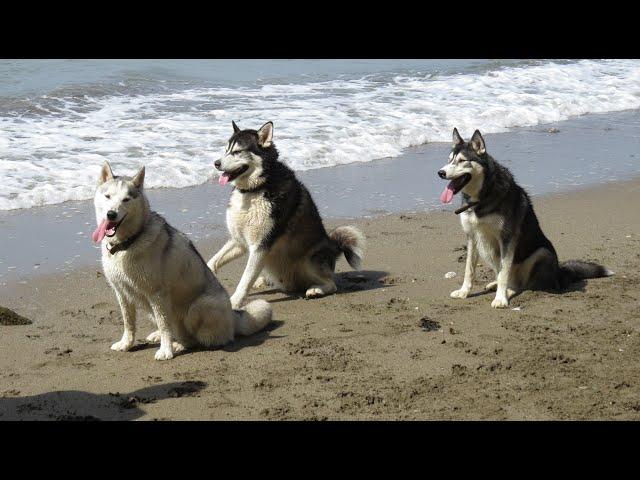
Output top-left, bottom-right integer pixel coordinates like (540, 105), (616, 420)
(455, 192), (480, 215)
(107, 229), (143, 255)
(455, 201), (479, 215)
(236, 185), (266, 194)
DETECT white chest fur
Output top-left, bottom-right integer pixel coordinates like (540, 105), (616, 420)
(460, 210), (503, 271)
(102, 247), (149, 292)
(226, 190), (274, 248)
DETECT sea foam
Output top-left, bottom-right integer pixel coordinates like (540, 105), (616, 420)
(0, 59), (638, 210)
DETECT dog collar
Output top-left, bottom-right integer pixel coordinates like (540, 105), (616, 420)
(455, 201), (479, 215)
(236, 186), (265, 194)
(106, 230), (143, 255)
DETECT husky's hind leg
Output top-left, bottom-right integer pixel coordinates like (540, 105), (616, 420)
(485, 281), (514, 297)
(146, 330), (161, 343)
(184, 294), (235, 348)
(301, 255), (337, 299)
(305, 281), (337, 298)
(525, 250), (562, 292)
(253, 272), (274, 290)
(146, 330), (189, 353)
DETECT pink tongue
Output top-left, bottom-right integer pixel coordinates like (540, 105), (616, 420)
(218, 173), (230, 186)
(440, 183), (455, 204)
(92, 219), (108, 243)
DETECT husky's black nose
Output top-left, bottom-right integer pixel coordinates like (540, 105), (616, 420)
(107, 210), (118, 221)
(214, 160), (222, 169)
(438, 170), (446, 179)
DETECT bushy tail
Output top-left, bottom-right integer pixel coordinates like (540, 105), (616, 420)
(329, 225), (366, 270)
(233, 299), (272, 336)
(559, 260), (614, 286)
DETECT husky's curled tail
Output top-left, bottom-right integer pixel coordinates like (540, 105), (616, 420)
(329, 225), (366, 270)
(559, 260), (614, 288)
(234, 299), (272, 336)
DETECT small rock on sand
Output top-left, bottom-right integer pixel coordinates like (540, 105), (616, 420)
(444, 271), (457, 279)
(0, 306), (32, 326)
(419, 317), (440, 332)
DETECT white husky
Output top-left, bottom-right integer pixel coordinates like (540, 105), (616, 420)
(93, 161), (272, 361)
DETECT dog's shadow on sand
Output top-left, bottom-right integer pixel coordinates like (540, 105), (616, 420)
(0, 381), (207, 421)
(253, 270), (390, 304)
(130, 320), (286, 357)
(223, 319), (285, 352)
(466, 279), (589, 299)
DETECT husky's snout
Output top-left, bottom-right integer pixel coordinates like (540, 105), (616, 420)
(437, 169), (447, 179)
(106, 210), (118, 221)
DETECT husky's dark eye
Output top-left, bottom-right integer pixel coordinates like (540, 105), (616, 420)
(105, 194), (111, 199)
(122, 197), (130, 203)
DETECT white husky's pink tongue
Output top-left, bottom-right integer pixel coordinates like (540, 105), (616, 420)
(92, 219), (108, 243)
(440, 183), (455, 204)
(218, 173), (230, 186)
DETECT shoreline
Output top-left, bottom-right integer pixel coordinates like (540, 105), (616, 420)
(1, 109), (639, 286)
(1, 176), (638, 305)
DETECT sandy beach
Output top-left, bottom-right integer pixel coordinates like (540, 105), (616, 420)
(1, 176), (638, 420)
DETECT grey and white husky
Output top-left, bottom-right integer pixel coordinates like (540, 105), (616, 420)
(438, 128), (613, 308)
(93, 161), (272, 360)
(207, 121), (366, 308)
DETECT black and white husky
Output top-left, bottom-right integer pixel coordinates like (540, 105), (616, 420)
(207, 121), (366, 308)
(438, 128), (613, 308)
(93, 162), (272, 360)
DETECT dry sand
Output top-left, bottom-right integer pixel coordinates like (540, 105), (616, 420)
(1, 179), (639, 420)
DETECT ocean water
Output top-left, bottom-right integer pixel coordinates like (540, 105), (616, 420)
(1, 59), (639, 211)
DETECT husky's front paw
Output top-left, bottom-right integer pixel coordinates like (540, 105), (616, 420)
(154, 345), (174, 361)
(450, 288), (470, 299)
(305, 286), (326, 298)
(111, 335), (134, 352)
(229, 293), (245, 310)
(491, 295), (509, 309)
(253, 276), (269, 290)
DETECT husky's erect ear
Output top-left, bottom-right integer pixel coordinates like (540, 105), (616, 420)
(470, 130), (486, 155)
(232, 120), (240, 134)
(131, 166), (145, 189)
(99, 161), (114, 185)
(452, 127), (464, 148)
(257, 121), (274, 148)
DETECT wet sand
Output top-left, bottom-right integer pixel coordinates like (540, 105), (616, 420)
(1, 178), (639, 420)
